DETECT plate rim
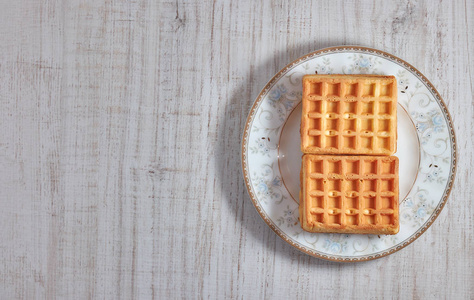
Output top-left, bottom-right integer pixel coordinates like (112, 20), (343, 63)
(240, 46), (457, 262)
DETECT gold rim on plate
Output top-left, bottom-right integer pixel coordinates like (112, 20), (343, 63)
(241, 46), (457, 262)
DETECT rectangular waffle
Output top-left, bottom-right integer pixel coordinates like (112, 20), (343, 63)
(299, 154), (399, 234)
(301, 74), (397, 155)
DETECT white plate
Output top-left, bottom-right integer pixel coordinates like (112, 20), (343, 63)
(241, 46), (457, 262)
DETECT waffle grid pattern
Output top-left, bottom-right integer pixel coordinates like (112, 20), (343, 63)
(303, 155), (398, 230)
(302, 76), (397, 155)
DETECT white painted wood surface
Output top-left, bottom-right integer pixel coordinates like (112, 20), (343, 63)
(0, 0), (472, 298)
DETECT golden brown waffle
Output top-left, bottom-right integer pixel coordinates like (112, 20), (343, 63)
(301, 74), (397, 155)
(299, 154), (399, 234)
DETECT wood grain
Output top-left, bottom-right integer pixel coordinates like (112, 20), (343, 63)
(0, 0), (472, 298)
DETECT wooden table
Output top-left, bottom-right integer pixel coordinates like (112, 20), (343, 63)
(1, 0), (472, 298)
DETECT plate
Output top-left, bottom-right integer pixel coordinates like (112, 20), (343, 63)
(241, 46), (457, 262)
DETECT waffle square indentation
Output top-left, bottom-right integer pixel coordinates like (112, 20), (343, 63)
(311, 160), (324, 173)
(327, 101), (339, 113)
(308, 82), (323, 96)
(377, 137), (391, 151)
(343, 119), (356, 131)
(361, 119), (374, 131)
(381, 196), (394, 209)
(325, 136), (338, 148)
(345, 215), (359, 225)
(311, 196), (324, 208)
(347, 180), (359, 192)
(380, 179), (394, 192)
(347, 196), (359, 208)
(309, 100), (322, 112)
(363, 214), (376, 225)
(378, 101), (392, 114)
(326, 83), (341, 97)
(312, 178), (324, 191)
(327, 195), (342, 208)
(326, 119), (338, 131)
(378, 119), (390, 131)
(362, 83), (376, 97)
(309, 117), (322, 131)
(328, 161), (342, 174)
(363, 160), (378, 175)
(346, 160), (360, 174)
(344, 83), (358, 97)
(343, 101), (357, 113)
(363, 179), (377, 192)
(309, 135), (321, 147)
(327, 214), (342, 225)
(360, 137), (373, 149)
(381, 160), (395, 174)
(343, 136), (356, 149)
(381, 214), (395, 225)
(379, 83), (393, 97)
(363, 197), (376, 209)
(361, 101), (375, 114)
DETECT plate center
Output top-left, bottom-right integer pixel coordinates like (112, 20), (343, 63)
(278, 102), (420, 203)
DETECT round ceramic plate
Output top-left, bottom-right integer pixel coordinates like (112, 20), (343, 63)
(241, 46), (456, 262)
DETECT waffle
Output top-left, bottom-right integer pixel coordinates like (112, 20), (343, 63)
(301, 74), (397, 155)
(299, 154), (399, 234)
